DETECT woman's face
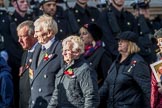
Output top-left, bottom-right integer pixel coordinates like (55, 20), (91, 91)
(157, 38), (162, 52)
(118, 39), (128, 54)
(79, 28), (94, 45)
(158, 66), (162, 75)
(62, 42), (79, 64)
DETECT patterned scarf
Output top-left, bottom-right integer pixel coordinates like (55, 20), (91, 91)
(84, 40), (102, 57)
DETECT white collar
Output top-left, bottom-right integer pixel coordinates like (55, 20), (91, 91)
(28, 42), (38, 53)
(41, 37), (55, 50)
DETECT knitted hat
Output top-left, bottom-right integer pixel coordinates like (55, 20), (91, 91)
(154, 28), (162, 38)
(83, 23), (103, 41)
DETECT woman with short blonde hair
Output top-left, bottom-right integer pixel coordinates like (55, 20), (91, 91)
(127, 41), (140, 55)
(100, 31), (150, 108)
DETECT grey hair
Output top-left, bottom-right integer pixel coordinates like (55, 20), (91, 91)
(62, 35), (85, 55)
(34, 15), (58, 35)
(17, 20), (34, 36)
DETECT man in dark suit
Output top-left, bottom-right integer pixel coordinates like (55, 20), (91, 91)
(29, 15), (62, 108)
(17, 20), (38, 108)
(3, 1), (35, 107)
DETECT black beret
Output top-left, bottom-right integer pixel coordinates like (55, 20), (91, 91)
(117, 31), (138, 43)
(83, 23), (103, 41)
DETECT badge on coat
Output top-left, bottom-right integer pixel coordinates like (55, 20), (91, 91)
(128, 60), (137, 72)
(29, 68), (34, 79)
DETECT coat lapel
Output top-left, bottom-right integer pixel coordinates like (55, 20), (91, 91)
(32, 44), (41, 70)
(32, 41), (60, 83)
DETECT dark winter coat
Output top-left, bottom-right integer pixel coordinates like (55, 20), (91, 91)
(99, 53), (151, 108)
(48, 57), (100, 108)
(0, 57), (13, 107)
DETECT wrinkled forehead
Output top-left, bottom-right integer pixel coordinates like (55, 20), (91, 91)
(18, 26), (29, 35)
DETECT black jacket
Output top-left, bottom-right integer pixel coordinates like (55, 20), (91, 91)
(85, 47), (112, 87)
(97, 5), (138, 57)
(99, 53), (151, 108)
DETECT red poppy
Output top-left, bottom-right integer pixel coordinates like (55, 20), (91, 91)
(64, 68), (74, 76)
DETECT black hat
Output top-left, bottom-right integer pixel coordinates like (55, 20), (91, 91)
(83, 23), (103, 41)
(117, 31), (138, 43)
(131, 0), (150, 9)
(39, 0), (57, 6)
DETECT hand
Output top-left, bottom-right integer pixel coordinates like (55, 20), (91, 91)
(157, 82), (162, 94)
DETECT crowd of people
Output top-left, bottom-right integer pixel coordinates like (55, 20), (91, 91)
(0, 0), (162, 108)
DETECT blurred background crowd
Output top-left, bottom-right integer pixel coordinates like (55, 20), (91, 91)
(0, 0), (162, 108)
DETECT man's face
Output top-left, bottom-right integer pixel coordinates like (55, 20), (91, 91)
(13, 0), (29, 12)
(77, 0), (89, 5)
(41, 1), (57, 16)
(18, 26), (35, 50)
(34, 29), (52, 44)
(0, 0), (4, 7)
(112, 0), (125, 7)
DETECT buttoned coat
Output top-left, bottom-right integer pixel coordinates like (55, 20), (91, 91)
(48, 58), (100, 108)
(97, 5), (138, 58)
(99, 53), (151, 108)
(29, 39), (62, 108)
(19, 51), (31, 108)
(66, 3), (100, 29)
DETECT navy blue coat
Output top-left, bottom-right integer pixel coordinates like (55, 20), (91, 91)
(29, 39), (62, 108)
(99, 53), (151, 108)
(0, 57), (13, 107)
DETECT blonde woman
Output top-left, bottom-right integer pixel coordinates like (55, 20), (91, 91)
(99, 31), (151, 108)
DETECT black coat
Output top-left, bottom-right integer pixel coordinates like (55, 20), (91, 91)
(85, 47), (112, 87)
(97, 5), (138, 58)
(19, 51), (30, 108)
(67, 3), (100, 29)
(99, 53), (151, 108)
(19, 48), (36, 108)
